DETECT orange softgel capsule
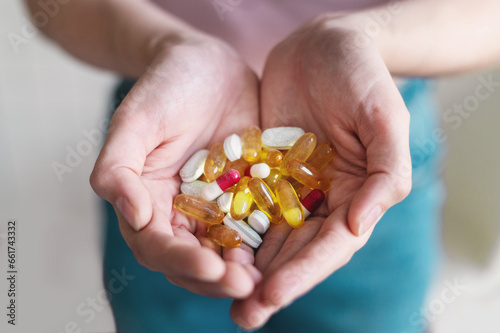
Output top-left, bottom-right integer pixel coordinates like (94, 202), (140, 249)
(230, 176), (254, 220)
(280, 132), (317, 176)
(174, 194), (224, 225)
(306, 142), (334, 171)
(248, 178), (282, 224)
(207, 224), (241, 248)
(204, 143), (227, 181)
(264, 168), (282, 191)
(287, 159), (331, 192)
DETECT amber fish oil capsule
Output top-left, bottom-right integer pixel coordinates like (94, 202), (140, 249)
(287, 159), (331, 192)
(275, 179), (304, 228)
(248, 178), (282, 224)
(260, 148), (283, 167)
(207, 224), (241, 248)
(174, 194), (224, 225)
(241, 126), (262, 163)
(204, 143), (227, 181)
(307, 142), (334, 171)
(280, 132), (317, 176)
(264, 168), (282, 191)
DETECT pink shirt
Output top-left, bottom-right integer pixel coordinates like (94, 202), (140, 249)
(152, 0), (388, 73)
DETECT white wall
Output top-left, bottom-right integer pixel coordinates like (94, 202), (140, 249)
(0, 1), (499, 332)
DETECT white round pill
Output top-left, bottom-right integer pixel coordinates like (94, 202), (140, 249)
(180, 180), (209, 199)
(217, 192), (233, 213)
(223, 215), (262, 248)
(223, 134), (242, 162)
(249, 163), (271, 178)
(248, 210), (270, 234)
(262, 127), (305, 149)
(179, 149), (209, 182)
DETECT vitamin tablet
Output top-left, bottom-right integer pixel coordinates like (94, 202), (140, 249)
(223, 215), (262, 248)
(230, 176), (254, 220)
(280, 132), (317, 176)
(307, 142), (334, 171)
(223, 134), (242, 162)
(287, 159), (331, 191)
(261, 127), (305, 149)
(248, 210), (270, 234)
(275, 179), (304, 228)
(241, 126), (262, 163)
(179, 149), (209, 182)
(248, 178), (282, 224)
(244, 163), (271, 179)
(204, 143), (227, 181)
(217, 192), (233, 213)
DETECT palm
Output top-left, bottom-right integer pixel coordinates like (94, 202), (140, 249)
(93, 40), (261, 297)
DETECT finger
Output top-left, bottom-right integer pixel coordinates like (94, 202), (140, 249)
(254, 221), (293, 272)
(90, 110), (158, 231)
(348, 82), (412, 236)
(169, 262), (256, 299)
(231, 205), (372, 329)
(222, 243), (255, 265)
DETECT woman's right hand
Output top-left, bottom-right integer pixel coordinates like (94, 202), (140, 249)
(90, 35), (262, 298)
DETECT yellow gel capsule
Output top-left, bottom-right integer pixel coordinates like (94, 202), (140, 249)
(248, 178), (282, 224)
(174, 194), (224, 225)
(280, 132), (317, 176)
(275, 179), (304, 228)
(306, 142), (335, 171)
(287, 177), (304, 197)
(230, 176), (254, 220)
(223, 158), (250, 176)
(204, 143), (227, 181)
(260, 149), (283, 167)
(241, 126), (262, 163)
(264, 168), (282, 191)
(207, 224), (241, 248)
(287, 159), (331, 192)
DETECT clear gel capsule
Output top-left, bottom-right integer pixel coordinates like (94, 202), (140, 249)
(264, 168), (282, 191)
(241, 126), (262, 163)
(230, 176), (254, 220)
(204, 143), (227, 181)
(275, 179), (304, 228)
(248, 178), (282, 224)
(260, 148), (283, 167)
(280, 132), (317, 176)
(287, 159), (331, 192)
(201, 169), (240, 201)
(207, 224), (241, 248)
(301, 189), (326, 218)
(174, 194), (224, 225)
(306, 142), (334, 171)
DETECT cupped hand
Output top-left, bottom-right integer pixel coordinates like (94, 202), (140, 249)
(231, 16), (412, 328)
(90, 36), (262, 298)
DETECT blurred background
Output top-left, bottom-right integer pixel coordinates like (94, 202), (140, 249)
(1, 1), (499, 332)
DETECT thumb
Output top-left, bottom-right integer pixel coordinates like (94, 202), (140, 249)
(347, 88), (412, 236)
(90, 112), (154, 231)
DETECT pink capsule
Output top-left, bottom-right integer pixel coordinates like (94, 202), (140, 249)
(201, 169), (240, 201)
(301, 189), (325, 218)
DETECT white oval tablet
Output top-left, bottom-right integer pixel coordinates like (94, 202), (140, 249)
(249, 163), (271, 178)
(179, 149), (209, 182)
(180, 180), (209, 199)
(223, 215), (262, 248)
(217, 192), (233, 213)
(248, 210), (270, 234)
(223, 134), (242, 162)
(262, 127), (305, 149)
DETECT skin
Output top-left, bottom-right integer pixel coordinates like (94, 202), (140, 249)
(24, 0), (500, 329)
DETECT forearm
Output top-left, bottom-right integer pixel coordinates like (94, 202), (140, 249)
(333, 0), (500, 76)
(24, 0), (201, 78)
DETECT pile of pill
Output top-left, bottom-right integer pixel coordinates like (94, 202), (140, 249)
(174, 126), (334, 249)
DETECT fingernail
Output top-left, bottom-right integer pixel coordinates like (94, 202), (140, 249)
(116, 196), (140, 231)
(358, 205), (383, 236)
